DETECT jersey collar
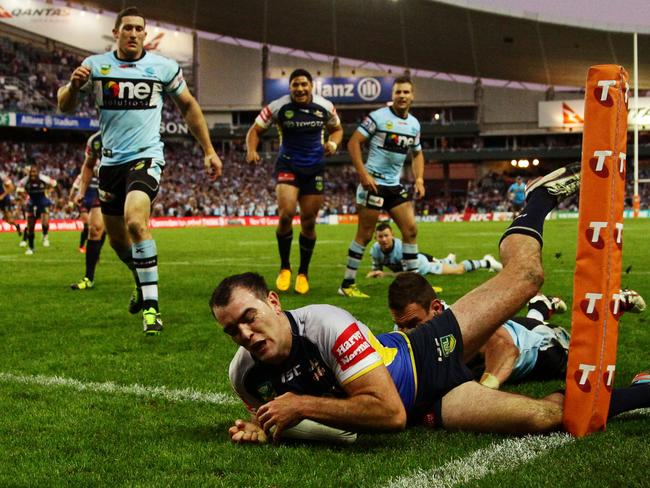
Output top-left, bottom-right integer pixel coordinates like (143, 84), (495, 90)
(389, 106), (409, 120)
(113, 49), (147, 63)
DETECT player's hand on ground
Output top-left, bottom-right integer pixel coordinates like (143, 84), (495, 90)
(69, 66), (91, 90)
(414, 179), (425, 200)
(256, 392), (302, 441)
(204, 152), (223, 180)
(360, 172), (378, 194)
(246, 150), (261, 164)
(366, 270), (386, 278)
(228, 419), (268, 444)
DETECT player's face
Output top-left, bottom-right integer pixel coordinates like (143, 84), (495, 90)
(289, 76), (313, 105)
(376, 228), (394, 252)
(391, 301), (438, 331)
(113, 15), (146, 59)
(392, 82), (414, 114)
(28, 168), (38, 180)
(214, 288), (292, 364)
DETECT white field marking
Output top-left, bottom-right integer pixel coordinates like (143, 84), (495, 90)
(387, 433), (573, 488)
(0, 372), (238, 405)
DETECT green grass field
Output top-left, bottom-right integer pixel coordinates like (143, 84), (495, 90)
(0, 220), (648, 487)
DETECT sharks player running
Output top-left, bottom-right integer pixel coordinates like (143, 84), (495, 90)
(57, 7), (222, 334)
(339, 76), (425, 298)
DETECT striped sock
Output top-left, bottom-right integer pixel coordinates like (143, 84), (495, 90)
(342, 240), (366, 287)
(133, 239), (159, 312)
(462, 259), (486, 272)
(402, 243), (419, 272)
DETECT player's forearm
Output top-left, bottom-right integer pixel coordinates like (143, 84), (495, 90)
(327, 126), (344, 146)
(57, 83), (80, 113)
(78, 163), (94, 197)
(293, 393), (405, 432)
(246, 125), (261, 153)
(347, 140), (367, 176)
(183, 101), (216, 156)
(412, 151), (424, 180)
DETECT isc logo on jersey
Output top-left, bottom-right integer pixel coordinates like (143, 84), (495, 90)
(100, 79), (160, 109)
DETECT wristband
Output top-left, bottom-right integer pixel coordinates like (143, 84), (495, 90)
(326, 140), (338, 152)
(480, 372), (500, 390)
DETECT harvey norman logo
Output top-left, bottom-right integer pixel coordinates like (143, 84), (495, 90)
(539, 97), (650, 128)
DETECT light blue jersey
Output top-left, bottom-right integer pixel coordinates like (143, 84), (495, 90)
(81, 50), (186, 166)
(370, 237), (431, 275)
(357, 106), (421, 186)
(502, 320), (557, 381)
(508, 182), (526, 204)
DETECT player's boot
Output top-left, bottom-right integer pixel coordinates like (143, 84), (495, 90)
(294, 274), (310, 294)
(19, 240), (27, 248)
(483, 254), (503, 272)
(142, 307), (163, 335)
(42, 236), (50, 247)
(275, 269), (292, 292)
(621, 289), (646, 313)
(528, 294), (567, 319)
(525, 162), (581, 202)
(70, 277), (94, 290)
(338, 283), (370, 298)
(128, 287), (143, 314)
(25, 248), (34, 255)
(631, 372), (650, 386)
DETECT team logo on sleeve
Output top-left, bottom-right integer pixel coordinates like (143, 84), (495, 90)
(360, 117), (376, 133)
(332, 323), (375, 371)
(439, 334), (457, 357)
(100, 64), (111, 75)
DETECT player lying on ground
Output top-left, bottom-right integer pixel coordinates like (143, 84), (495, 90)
(387, 272), (646, 390)
(366, 222), (501, 279)
(212, 163), (650, 444)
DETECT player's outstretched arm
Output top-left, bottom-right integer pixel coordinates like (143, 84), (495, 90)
(347, 131), (377, 193)
(57, 65), (90, 113)
(172, 88), (223, 180)
(229, 418), (269, 444)
(256, 365), (406, 442)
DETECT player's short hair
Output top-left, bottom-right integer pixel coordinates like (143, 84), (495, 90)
(209, 272), (270, 310)
(388, 272), (437, 312)
(393, 75), (413, 87)
(289, 68), (313, 84)
(376, 222), (393, 233)
(114, 6), (145, 30)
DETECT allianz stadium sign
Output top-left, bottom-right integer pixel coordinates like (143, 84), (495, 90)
(264, 77), (394, 104)
(539, 98), (650, 128)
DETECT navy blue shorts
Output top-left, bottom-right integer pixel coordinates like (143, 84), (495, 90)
(99, 159), (163, 216)
(274, 160), (325, 196)
(407, 308), (474, 426)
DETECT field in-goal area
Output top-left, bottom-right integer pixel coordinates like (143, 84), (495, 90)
(0, 220), (648, 486)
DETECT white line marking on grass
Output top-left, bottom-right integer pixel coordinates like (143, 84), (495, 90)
(0, 372), (238, 405)
(387, 433), (573, 488)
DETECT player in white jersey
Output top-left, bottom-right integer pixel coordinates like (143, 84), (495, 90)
(339, 76), (425, 298)
(57, 7), (222, 334)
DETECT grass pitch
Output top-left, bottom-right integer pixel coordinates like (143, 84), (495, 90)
(0, 220), (648, 487)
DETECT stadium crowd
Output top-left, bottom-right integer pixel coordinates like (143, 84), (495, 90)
(3, 139), (650, 219)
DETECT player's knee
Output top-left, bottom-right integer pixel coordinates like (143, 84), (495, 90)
(125, 218), (147, 241)
(89, 223), (103, 239)
(401, 224), (417, 242)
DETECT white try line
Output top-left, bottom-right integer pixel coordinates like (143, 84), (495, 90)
(387, 433), (574, 488)
(0, 372), (238, 406)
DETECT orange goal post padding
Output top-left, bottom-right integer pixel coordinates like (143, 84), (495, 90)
(563, 65), (629, 437)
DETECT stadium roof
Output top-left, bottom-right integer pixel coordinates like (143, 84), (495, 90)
(68, 0), (650, 89)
